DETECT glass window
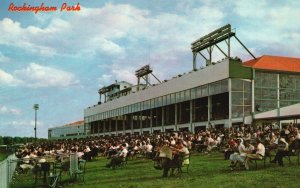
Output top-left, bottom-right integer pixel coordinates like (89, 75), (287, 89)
(232, 92), (243, 105)
(296, 75), (300, 89)
(176, 92), (181, 102)
(244, 92), (252, 105)
(232, 79), (243, 91)
(180, 91), (185, 101)
(146, 100), (151, 109)
(232, 106), (243, 118)
(255, 88), (262, 99)
(157, 97), (163, 107)
(151, 98), (156, 108)
(171, 93), (176, 104)
(196, 86), (202, 98)
(280, 74), (295, 89)
(185, 90), (190, 100)
(296, 90), (300, 100)
(202, 85), (208, 96)
(221, 79), (228, 92)
(262, 89), (277, 100)
(191, 88), (196, 99)
(244, 80), (251, 93)
(244, 106), (252, 116)
(280, 89), (295, 100)
(163, 95), (167, 106)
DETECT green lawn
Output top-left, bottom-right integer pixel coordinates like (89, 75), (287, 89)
(0, 151), (11, 161)
(11, 152), (300, 188)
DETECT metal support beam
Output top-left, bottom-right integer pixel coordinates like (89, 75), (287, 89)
(193, 53), (197, 70)
(215, 44), (228, 57)
(198, 52), (208, 60)
(234, 35), (256, 59)
(150, 73), (161, 83)
(141, 76), (152, 86)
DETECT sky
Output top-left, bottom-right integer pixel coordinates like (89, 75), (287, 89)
(0, 0), (300, 138)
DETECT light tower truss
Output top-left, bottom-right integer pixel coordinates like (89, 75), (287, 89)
(191, 24), (256, 70)
(135, 65), (161, 91)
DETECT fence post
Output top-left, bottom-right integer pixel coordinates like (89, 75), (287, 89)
(7, 159), (10, 188)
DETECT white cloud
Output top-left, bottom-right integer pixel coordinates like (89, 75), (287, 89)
(14, 63), (79, 88)
(112, 69), (136, 84)
(0, 105), (21, 115)
(0, 120), (45, 137)
(0, 2), (225, 60)
(7, 120), (43, 127)
(98, 74), (112, 88)
(230, 0), (300, 57)
(0, 18), (57, 56)
(0, 52), (10, 63)
(0, 69), (21, 85)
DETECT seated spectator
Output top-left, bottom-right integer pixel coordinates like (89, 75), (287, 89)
(161, 140), (189, 177)
(106, 144), (128, 169)
(145, 142), (153, 159)
(82, 145), (92, 161)
(288, 135), (298, 156)
(229, 139), (254, 170)
(224, 137), (237, 160)
(206, 134), (218, 152)
(271, 131), (289, 166)
(244, 138), (265, 170)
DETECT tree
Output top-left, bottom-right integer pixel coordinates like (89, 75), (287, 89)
(0, 136), (3, 145)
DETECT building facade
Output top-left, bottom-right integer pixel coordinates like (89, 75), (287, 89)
(48, 121), (85, 140)
(84, 55), (300, 136)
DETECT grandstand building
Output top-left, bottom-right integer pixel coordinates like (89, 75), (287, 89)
(48, 25), (299, 139)
(84, 55), (300, 136)
(84, 25), (300, 136)
(48, 121), (85, 140)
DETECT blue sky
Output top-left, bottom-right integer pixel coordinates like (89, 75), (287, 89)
(1, 0), (300, 138)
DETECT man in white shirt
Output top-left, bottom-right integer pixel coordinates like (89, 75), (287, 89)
(244, 138), (265, 170)
(106, 144), (128, 169)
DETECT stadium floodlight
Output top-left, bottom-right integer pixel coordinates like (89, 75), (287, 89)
(135, 65), (161, 91)
(33, 104), (39, 143)
(191, 24), (234, 53)
(135, 65), (152, 77)
(191, 24), (256, 70)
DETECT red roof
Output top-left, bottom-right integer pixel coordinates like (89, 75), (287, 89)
(243, 55), (300, 73)
(65, 120), (84, 127)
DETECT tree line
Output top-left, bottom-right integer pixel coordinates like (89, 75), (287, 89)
(0, 136), (47, 146)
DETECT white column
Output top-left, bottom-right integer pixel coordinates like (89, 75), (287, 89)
(228, 78), (232, 128)
(190, 100), (193, 133)
(277, 73), (280, 116)
(175, 104), (178, 131)
(207, 96), (211, 129)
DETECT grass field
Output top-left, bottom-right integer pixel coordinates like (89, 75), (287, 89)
(0, 151), (11, 161)
(11, 151), (300, 188)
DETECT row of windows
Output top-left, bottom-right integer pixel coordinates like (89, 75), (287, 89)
(254, 71), (300, 112)
(90, 94), (229, 134)
(255, 88), (300, 100)
(256, 72), (300, 89)
(86, 79), (229, 123)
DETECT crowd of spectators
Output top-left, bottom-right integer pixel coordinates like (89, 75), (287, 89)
(14, 122), (300, 175)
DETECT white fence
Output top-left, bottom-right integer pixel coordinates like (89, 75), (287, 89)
(0, 154), (18, 188)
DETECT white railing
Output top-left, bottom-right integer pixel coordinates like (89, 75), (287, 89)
(0, 154), (18, 188)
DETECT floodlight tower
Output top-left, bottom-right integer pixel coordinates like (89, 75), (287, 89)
(33, 104), (39, 143)
(191, 24), (256, 70)
(135, 65), (161, 91)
